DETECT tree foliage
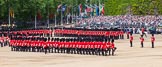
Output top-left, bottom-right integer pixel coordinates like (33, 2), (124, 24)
(0, 0), (162, 22)
(105, 0), (162, 15)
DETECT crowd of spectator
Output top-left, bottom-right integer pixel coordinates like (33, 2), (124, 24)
(76, 15), (162, 34)
(77, 15), (162, 28)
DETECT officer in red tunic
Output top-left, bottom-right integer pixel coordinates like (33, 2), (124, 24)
(151, 34), (155, 48)
(130, 34), (133, 47)
(140, 35), (144, 48)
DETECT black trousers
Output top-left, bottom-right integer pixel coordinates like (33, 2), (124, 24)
(127, 34), (129, 39)
(44, 47), (48, 54)
(112, 47), (117, 56)
(152, 42), (154, 48)
(141, 42), (144, 48)
(0, 42), (3, 47)
(130, 41), (133, 47)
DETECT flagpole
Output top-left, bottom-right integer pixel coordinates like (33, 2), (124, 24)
(34, 0), (37, 29)
(72, 11), (73, 24)
(61, 8), (63, 26)
(99, 0), (100, 16)
(90, 0), (92, 21)
(35, 13), (37, 29)
(75, 0), (78, 25)
(54, 0), (56, 28)
(8, 0), (11, 27)
(6, 0), (10, 37)
(47, 0), (50, 28)
(61, 1), (63, 26)
(72, 0), (74, 24)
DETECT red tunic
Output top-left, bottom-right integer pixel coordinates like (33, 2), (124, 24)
(43, 41), (47, 48)
(140, 37), (144, 42)
(98, 42), (102, 49)
(52, 41), (56, 47)
(102, 43), (107, 50)
(151, 36), (155, 42)
(94, 42), (98, 49)
(68, 42), (72, 48)
(90, 42), (94, 49)
(105, 32), (110, 36)
(115, 32), (118, 36)
(73, 42), (76, 48)
(106, 42), (111, 48)
(111, 43), (115, 48)
(130, 36), (133, 41)
(79, 42), (82, 48)
(85, 42), (88, 49)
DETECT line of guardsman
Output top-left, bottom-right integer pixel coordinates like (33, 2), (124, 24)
(7, 28), (120, 56)
(54, 29), (124, 39)
(10, 35), (117, 56)
(9, 28), (124, 40)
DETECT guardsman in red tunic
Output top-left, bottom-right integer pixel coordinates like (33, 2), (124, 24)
(130, 34), (133, 47)
(26, 39), (30, 52)
(104, 42), (109, 56)
(78, 42), (82, 54)
(106, 39), (111, 55)
(20, 40), (24, 52)
(101, 42), (106, 56)
(62, 40), (66, 53)
(66, 41), (70, 54)
(86, 42), (89, 55)
(56, 40), (60, 53)
(43, 41), (48, 54)
(90, 42), (94, 55)
(121, 31), (124, 39)
(50, 38), (54, 53)
(24, 40), (27, 52)
(151, 34), (155, 48)
(59, 40), (63, 53)
(140, 35), (144, 48)
(98, 42), (102, 55)
(87, 42), (91, 55)
(53, 40), (57, 53)
(111, 39), (117, 56)
(94, 42), (98, 55)
(47, 38), (51, 53)
(105, 32), (110, 39)
(73, 41), (77, 54)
